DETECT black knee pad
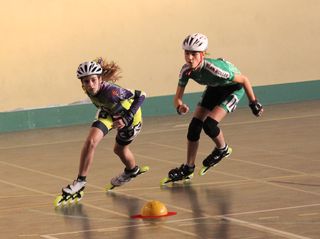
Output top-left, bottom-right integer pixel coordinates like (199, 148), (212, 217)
(187, 117), (203, 141)
(203, 117), (220, 139)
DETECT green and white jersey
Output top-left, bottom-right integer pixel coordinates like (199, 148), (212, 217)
(178, 58), (241, 87)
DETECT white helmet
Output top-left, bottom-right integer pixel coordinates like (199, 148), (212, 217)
(76, 61), (103, 79)
(182, 33), (208, 52)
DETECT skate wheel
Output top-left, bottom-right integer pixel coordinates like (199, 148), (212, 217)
(187, 173), (194, 180)
(68, 198), (75, 204)
(183, 173), (194, 183)
(105, 183), (116, 191)
(75, 191), (84, 203)
(53, 195), (64, 207)
(199, 166), (209, 176)
(140, 165), (150, 173)
(160, 177), (171, 186)
(183, 180), (192, 185)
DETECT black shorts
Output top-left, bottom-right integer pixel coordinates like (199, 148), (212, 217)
(199, 84), (243, 111)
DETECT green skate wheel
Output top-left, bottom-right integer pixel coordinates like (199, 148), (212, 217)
(53, 195), (64, 207)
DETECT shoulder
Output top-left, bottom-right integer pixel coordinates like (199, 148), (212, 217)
(108, 82), (134, 99)
(203, 58), (232, 79)
(179, 64), (191, 79)
(203, 58), (222, 69)
(99, 82), (120, 96)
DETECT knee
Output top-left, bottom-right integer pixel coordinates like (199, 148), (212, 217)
(187, 117), (204, 141)
(203, 117), (220, 139)
(84, 137), (99, 151)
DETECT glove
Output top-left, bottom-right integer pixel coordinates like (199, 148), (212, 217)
(176, 105), (182, 115)
(121, 109), (134, 127)
(249, 100), (263, 117)
(176, 104), (189, 115)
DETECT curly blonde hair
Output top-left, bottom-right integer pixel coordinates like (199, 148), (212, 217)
(94, 57), (121, 82)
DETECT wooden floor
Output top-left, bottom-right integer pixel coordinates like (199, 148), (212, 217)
(1, 100), (319, 239)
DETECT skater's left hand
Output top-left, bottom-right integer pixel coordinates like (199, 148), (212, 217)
(249, 100), (263, 117)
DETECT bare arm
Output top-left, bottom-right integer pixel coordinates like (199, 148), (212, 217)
(174, 86), (185, 108)
(174, 85), (189, 115)
(233, 74), (256, 102)
(233, 74), (263, 117)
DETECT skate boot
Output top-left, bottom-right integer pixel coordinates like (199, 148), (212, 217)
(106, 165), (150, 191)
(54, 179), (86, 207)
(199, 145), (232, 176)
(160, 164), (195, 186)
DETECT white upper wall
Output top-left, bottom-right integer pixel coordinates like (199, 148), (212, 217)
(1, 0), (320, 111)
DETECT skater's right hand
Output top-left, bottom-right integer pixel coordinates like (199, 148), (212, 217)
(177, 104), (189, 115)
(113, 115), (126, 129)
(113, 110), (134, 129)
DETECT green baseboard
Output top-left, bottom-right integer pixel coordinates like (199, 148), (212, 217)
(1, 80), (319, 133)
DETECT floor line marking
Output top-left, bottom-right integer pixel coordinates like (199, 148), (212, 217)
(2, 110), (318, 238)
(0, 161), (72, 182)
(161, 225), (199, 237)
(0, 179), (130, 217)
(40, 223), (152, 238)
(1, 149), (319, 200)
(222, 203), (320, 217)
(164, 203), (320, 224)
(262, 174), (318, 181)
(136, 151), (320, 196)
(173, 113), (320, 128)
(221, 216), (311, 239)
(0, 159), (249, 195)
(146, 142), (320, 196)
(148, 142), (308, 176)
(39, 236), (58, 239)
(0, 179), (54, 197)
(18, 234), (44, 238)
(239, 145), (320, 165)
(4, 174), (320, 239)
(258, 216), (280, 220)
(1, 113), (320, 150)
(298, 213), (319, 217)
(0, 139), (84, 150)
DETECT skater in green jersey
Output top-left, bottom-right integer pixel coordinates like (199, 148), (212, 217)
(161, 33), (263, 185)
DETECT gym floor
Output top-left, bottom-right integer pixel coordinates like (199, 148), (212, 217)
(1, 100), (319, 239)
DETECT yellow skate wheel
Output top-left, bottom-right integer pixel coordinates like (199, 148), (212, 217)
(199, 166), (209, 176)
(105, 183), (116, 191)
(184, 173), (194, 181)
(140, 165), (150, 173)
(75, 191), (84, 203)
(160, 177), (171, 186)
(53, 195), (64, 207)
(66, 198), (73, 205)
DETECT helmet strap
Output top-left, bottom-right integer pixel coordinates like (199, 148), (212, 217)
(193, 52), (205, 70)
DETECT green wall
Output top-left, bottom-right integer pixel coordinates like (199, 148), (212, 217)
(1, 80), (319, 133)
